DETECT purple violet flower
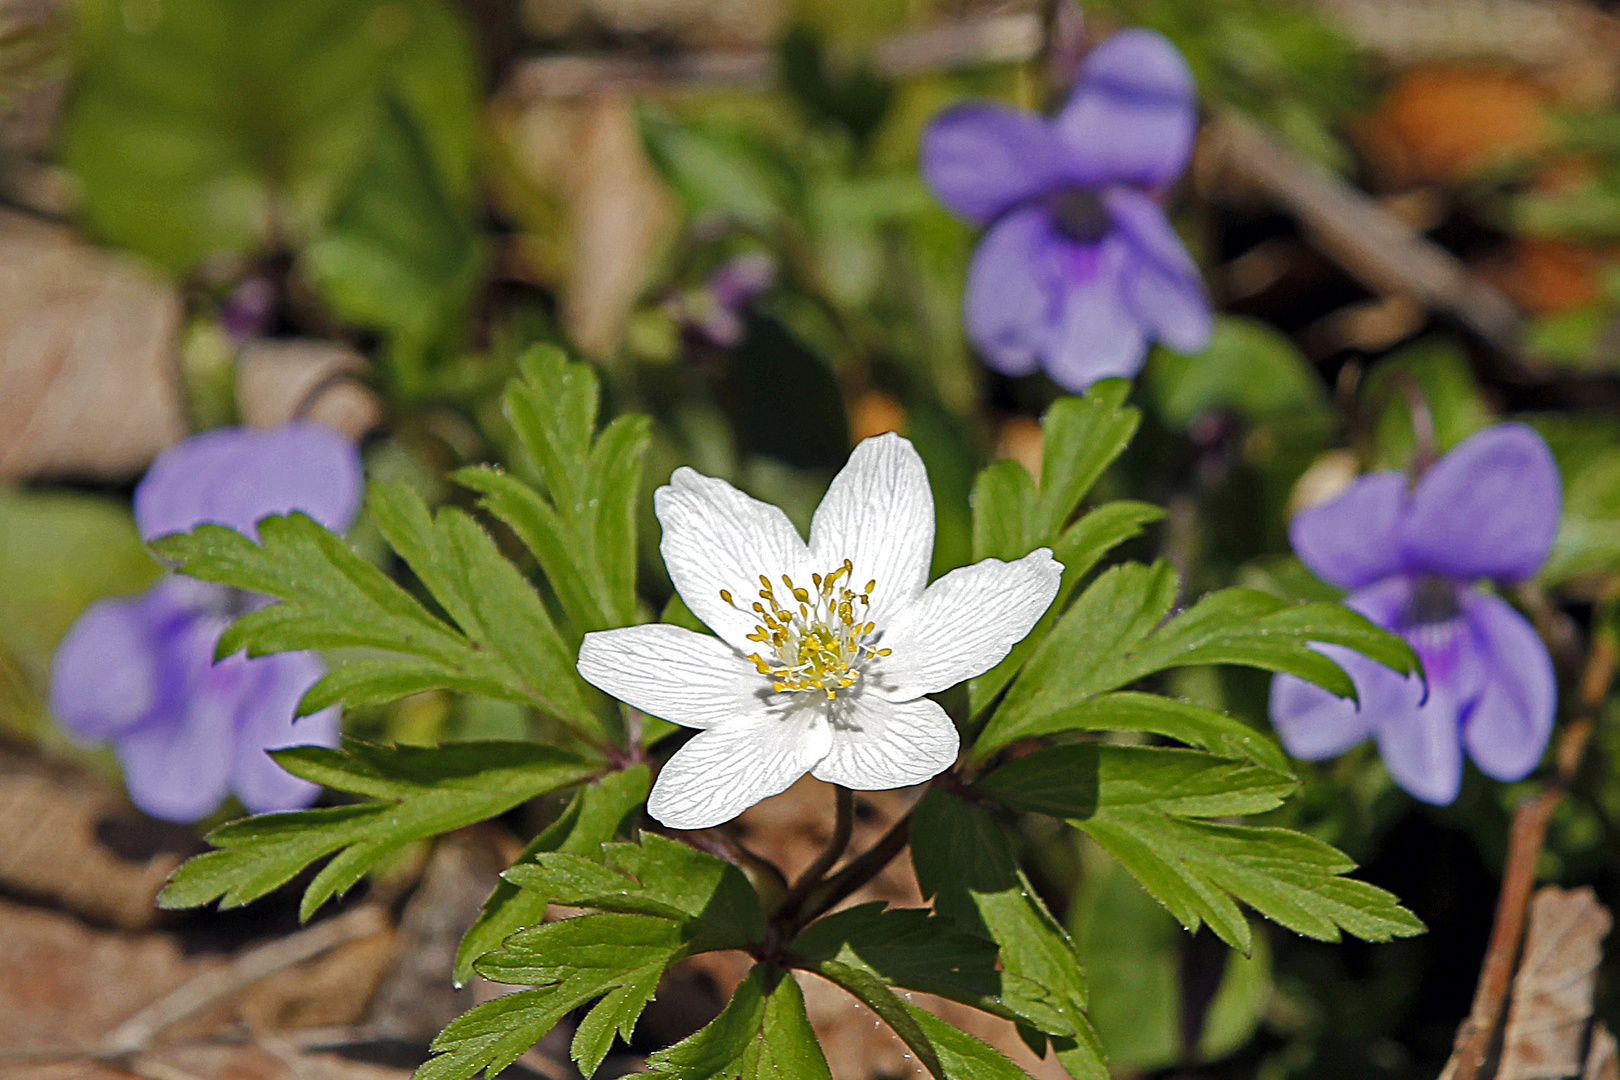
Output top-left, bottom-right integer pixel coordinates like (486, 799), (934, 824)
(1269, 424), (1562, 805)
(921, 28), (1212, 391)
(51, 424), (362, 822)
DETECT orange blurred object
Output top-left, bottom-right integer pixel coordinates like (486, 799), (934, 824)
(1358, 64), (1549, 186)
(849, 389), (906, 443)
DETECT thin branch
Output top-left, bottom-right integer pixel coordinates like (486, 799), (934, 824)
(1207, 114), (1524, 358)
(99, 904), (389, 1057)
(1441, 621), (1617, 1080)
(774, 785), (855, 925)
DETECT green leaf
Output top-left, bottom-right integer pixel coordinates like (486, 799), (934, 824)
(301, 93), (485, 377)
(813, 959), (947, 1078)
(158, 738), (596, 920)
(62, 0), (477, 273)
(909, 790), (1101, 1074)
(977, 561), (1420, 757)
(152, 485), (603, 740)
(971, 460), (1041, 564)
(976, 744), (1297, 820)
(1026, 692), (1290, 772)
(968, 501), (1164, 718)
(1036, 380), (1142, 538)
(1076, 812), (1425, 952)
(788, 902), (1064, 1032)
(902, 1002), (1038, 1080)
(643, 965), (834, 1080)
(457, 345), (651, 637)
(454, 764), (650, 986)
(1147, 317), (1334, 433)
(501, 833), (766, 954)
(425, 914), (679, 1080)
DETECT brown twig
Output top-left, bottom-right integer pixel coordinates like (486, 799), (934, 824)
(1441, 622), (1617, 1080)
(1207, 114), (1523, 358)
(98, 905), (389, 1057)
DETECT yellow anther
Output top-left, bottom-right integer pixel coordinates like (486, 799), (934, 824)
(864, 580), (876, 594)
(720, 588), (734, 605)
(877, 648), (892, 656)
(812, 573), (823, 588)
(793, 588), (809, 603)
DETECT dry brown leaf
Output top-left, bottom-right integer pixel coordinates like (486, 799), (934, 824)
(0, 896), (222, 1052)
(1498, 885), (1612, 1080)
(508, 93), (677, 357)
(0, 209), (186, 481)
(1586, 1023), (1620, 1080)
(238, 931), (399, 1033)
(0, 747), (197, 930)
(1357, 64), (1550, 188)
(235, 339), (383, 440)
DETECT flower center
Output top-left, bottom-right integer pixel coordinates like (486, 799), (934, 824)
(1046, 187), (1113, 245)
(720, 559), (890, 700)
(1402, 575), (1462, 627)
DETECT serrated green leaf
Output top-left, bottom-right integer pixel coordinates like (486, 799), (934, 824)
(643, 965), (833, 1080)
(1027, 692), (1290, 771)
(1076, 812), (1426, 951)
(454, 764), (650, 986)
(977, 561), (1419, 757)
(460, 346), (651, 637)
(502, 833), (765, 953)
(977, 745), (1297, 820)
(968, 501), (1165, 719)
(1036, 380), (1141, 538)
(813, 959), (946, 1079)
(428, 912), (685, 1079)
(152, 485), (603, 740)
(787, 902), (1068, 1034)
(972, 460), (1041, 563)
(157, 738), (596, 920)
(910, 791), (1091, 1041)
(903, 1002), (1038, 1080)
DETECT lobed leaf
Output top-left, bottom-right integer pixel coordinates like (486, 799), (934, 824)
(642, 965), (834, 1080)
(1077, 812), (1426, 952)
(454, 764), (650, 986)
(977, 561), (1419, 758)
(976, 744), (1297, 821)
(157, 738), (596, 920)
(909, 791), (1102, 1074)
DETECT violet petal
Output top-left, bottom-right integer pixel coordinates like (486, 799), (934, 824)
(921, 103), (1071, 225)
(50, 595), (164, 742)
(1055, 28), (1199, 188)
(1268, 576), (1411, 760)
(1460, 590), (1556, 782)
(1105, 187), (1212, 353)
(136, 424), (364, 543)
(229, 649), (338, 814)
(964, 206), (1060, 377)
(1400, 423), (1561, 583)
(113, 613), (238, 822)
(1290, 471), (1409, 590)
(1043, 234), (1149, 391)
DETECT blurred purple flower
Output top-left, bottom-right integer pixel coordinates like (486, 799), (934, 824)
(920, 28), (1212, 391)
(1270, 424), (1562, 805)
(670, 252), (777, 349)
(52, 424), (362, 822)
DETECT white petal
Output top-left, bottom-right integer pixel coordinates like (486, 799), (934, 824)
(808, 433), (935, 627)
(655, 467), (811, 654)
(812, 694), (959, 790)
(578, 624), (768, 730)
(870, 548), (1062, 700)
(647, 704), (832, 829)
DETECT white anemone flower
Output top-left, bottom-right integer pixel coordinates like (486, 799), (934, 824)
(577, 433), (1062, 829)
